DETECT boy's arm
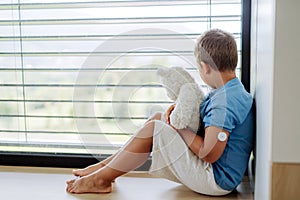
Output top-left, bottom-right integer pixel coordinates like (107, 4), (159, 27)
(177, 126), (229, 163)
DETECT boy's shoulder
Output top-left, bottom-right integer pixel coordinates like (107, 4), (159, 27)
(208, 78), (251, 101)
(200, 78), (253, 131)
(202, 78), (253, 121)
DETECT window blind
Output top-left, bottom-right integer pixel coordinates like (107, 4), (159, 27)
(0, 0), (242, 156)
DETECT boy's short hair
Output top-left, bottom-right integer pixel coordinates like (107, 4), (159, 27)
(194, 29), (238, 72)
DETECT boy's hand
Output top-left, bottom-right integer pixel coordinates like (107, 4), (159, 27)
(164, 104), (175, 125)
(164, 104), (180, 131)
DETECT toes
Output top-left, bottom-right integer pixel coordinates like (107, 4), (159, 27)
(66, 180), (72, 184)
(66, 183), (72, 192)
(69, 183), (79, 194)
(72, 169), (81, 176)
(66, 186), (71, 192)
(66, 179), (76, 192)
(70, 187), (80, 194)
(66, 185), (71, 192)
(66, 179), (75, 184)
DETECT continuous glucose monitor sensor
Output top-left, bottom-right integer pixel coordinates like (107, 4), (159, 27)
(217, 132), (227, 142)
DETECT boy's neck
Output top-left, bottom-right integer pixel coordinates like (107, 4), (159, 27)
(211, 70), (236, 89)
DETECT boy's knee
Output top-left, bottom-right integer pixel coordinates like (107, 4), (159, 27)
(150, 112), (163, 121)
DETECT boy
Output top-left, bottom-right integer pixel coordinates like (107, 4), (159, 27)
(66, 29), (254, 196)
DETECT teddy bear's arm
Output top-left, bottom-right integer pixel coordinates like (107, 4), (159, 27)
(169, 83), (201, 132)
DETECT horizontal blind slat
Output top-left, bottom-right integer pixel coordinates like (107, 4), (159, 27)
(0, 1), (241, 10)
(0, 33), (241, 40)
(0, 129), (131, 135)
(0, 115), (148, 120)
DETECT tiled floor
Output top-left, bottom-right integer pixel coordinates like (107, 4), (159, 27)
(0, 166), (254, 200)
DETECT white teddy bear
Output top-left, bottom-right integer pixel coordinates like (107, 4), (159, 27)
(157, 67), (205, 133)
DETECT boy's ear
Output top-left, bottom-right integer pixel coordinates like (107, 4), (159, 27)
(200, 61), (211, 74)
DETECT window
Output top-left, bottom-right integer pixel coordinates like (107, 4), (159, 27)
(0, 0), (250, 167)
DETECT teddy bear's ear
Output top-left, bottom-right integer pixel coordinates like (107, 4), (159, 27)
(157, 67), (169, 77)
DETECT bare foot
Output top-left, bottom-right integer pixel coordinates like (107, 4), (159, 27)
(73, 162), (105, 177)
(66, 174), (112, 194)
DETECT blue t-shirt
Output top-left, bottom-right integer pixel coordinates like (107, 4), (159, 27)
(200, 77), (254, 191)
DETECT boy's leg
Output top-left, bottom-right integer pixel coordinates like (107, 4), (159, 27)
(66, 119), (156, 194)
(72, 112), (162, 177)
(72, 154), (115, 177)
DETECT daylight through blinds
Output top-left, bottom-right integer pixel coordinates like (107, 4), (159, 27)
(0, 0), (242, 154)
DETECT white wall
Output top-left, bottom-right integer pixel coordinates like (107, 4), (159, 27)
(272, 0), (300, 163)
(252, 0), (300, 199)
(251, 0), (276, 199)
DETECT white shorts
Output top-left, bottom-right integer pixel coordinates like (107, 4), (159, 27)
(149, 119), (231, 196)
